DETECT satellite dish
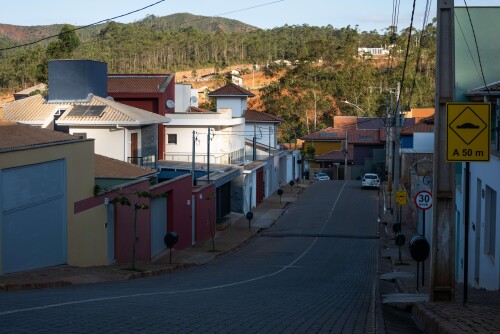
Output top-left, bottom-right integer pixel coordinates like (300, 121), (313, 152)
(166, 100), (175, 108)
(190, 96), (198, 103)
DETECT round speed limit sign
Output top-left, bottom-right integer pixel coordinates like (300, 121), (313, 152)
(414, 190), (432, 210)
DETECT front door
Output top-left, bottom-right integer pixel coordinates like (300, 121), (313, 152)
(131, 133), (138, 164)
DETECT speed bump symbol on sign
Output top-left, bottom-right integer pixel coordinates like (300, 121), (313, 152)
(396, 190), (407, 206)
(447, 103), (490, 162)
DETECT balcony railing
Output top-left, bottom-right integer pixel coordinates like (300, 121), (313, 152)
(163, 148), (245, 165)
(127, 155), (157, 169)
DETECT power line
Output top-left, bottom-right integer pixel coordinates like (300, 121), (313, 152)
(454, 13), (482, 85)
(463, 0), (491, 97)
(0, 0), (285, 54)
(408, 0), (433, 108)
(395, 0), (417, 113)
(177, 0), (285, 27)
(0, 1), (166, 52)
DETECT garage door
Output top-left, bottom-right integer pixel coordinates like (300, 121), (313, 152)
(1, 160), (67, 274)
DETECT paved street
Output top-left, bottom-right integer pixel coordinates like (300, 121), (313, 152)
(0, 180), (383, 333)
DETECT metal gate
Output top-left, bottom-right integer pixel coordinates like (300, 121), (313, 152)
(150, 197), (167, 258)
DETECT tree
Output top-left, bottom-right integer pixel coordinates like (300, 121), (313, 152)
(46, 24), (81, 59)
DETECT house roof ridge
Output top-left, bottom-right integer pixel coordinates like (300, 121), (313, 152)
(208, 82), (255, 97)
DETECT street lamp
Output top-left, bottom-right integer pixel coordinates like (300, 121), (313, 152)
(342, 100), (367, 116)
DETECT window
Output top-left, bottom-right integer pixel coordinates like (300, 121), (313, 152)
(167, 134), (177, 145)
(484, 185), (497, 258)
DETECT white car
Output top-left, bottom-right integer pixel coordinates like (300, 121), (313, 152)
(313, 173), (330, 181)
(361, 173), (380, 189)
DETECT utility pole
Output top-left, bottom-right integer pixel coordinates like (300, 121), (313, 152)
(253, 124), (257, 161)
(207, 127), (211, 183)
(192, 130), (196, 186)
(386, 89), (395, 210)
(269, 126), (272, 157)
(393, 82), (401, 224)
(344, 130), (348, 180)
(431, 0), (455, 302)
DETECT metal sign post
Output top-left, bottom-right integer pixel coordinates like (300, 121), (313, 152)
(415, 190), (432, 287)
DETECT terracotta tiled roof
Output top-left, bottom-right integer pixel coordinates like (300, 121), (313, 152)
(94, 154), (157, 179)
(0, 119), (81, 152)
(108, 74), (173, 94)
(400, 122), (434, 135)
(208, 82), (255, 97)
(356, 117), (385, 129)
(407, 108), (435, 121)
(300, 127), (345, 141)
(347, 128), (382, 144)
(333, 116), (357, 129)
(244, 109), (284, 123)
(2, 94), (59, 126)
(334, 116), (385, 130)
(316, 144), (354, 162)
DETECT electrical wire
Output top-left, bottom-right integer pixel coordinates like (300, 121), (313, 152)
(0, 0), (166, 52)
(395, 0), (417, 114)
(0, 0), (285, 54)
(407, 0), (433, 108)
(454, 12), (482, 86)
(463, 0), (491, 98)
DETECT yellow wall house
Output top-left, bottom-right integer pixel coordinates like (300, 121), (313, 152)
(0, 120), (107, 274)
(300, 128), (344, 167)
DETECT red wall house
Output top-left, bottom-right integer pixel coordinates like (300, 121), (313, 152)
(75, 174), (216, 264)
(107, 74), (176, 160)
(193, 185), (217, 245)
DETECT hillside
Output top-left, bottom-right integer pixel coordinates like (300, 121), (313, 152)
(135, 13), (258, 33)
(0, 13), (257, 46)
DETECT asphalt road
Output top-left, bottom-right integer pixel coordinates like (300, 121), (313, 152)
(0, 180), (383, 333)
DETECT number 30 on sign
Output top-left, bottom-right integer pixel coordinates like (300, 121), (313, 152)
(414, 190), (432, 210)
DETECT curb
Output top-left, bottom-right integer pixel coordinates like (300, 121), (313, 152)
(412, 303), (467, 334)
(1, 280), (72, 291)
(125, 264), (190, 280)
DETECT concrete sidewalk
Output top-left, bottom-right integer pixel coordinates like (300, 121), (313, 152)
(379, 185), (500, 334)
(0, 182), (310, 292)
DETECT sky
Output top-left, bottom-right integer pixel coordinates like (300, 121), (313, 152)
(1, 0), (499, 33)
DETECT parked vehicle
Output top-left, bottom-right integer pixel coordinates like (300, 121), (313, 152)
(313, 173), (330, 181)
(361, 173), (380, 189)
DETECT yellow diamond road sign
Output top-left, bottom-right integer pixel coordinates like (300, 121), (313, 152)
(447, 103), (490, 162)
(396, 190), (407, 206)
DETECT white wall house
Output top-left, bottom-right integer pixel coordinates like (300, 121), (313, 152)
(456, 160), (500, 291)
(208, 82), (255, 118)
(175, 84), (199, 114)
(164, 108), (245, 165)
(3, 94), (170, 165)
(455, 83), (500, 291)
(244, 109), (284, 158)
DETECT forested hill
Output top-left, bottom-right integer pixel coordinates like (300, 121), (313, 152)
(0, 16), (436, 139)
(0, 13), (257, 47)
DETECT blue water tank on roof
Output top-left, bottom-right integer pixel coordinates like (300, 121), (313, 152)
(48, 60), (107, 102)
